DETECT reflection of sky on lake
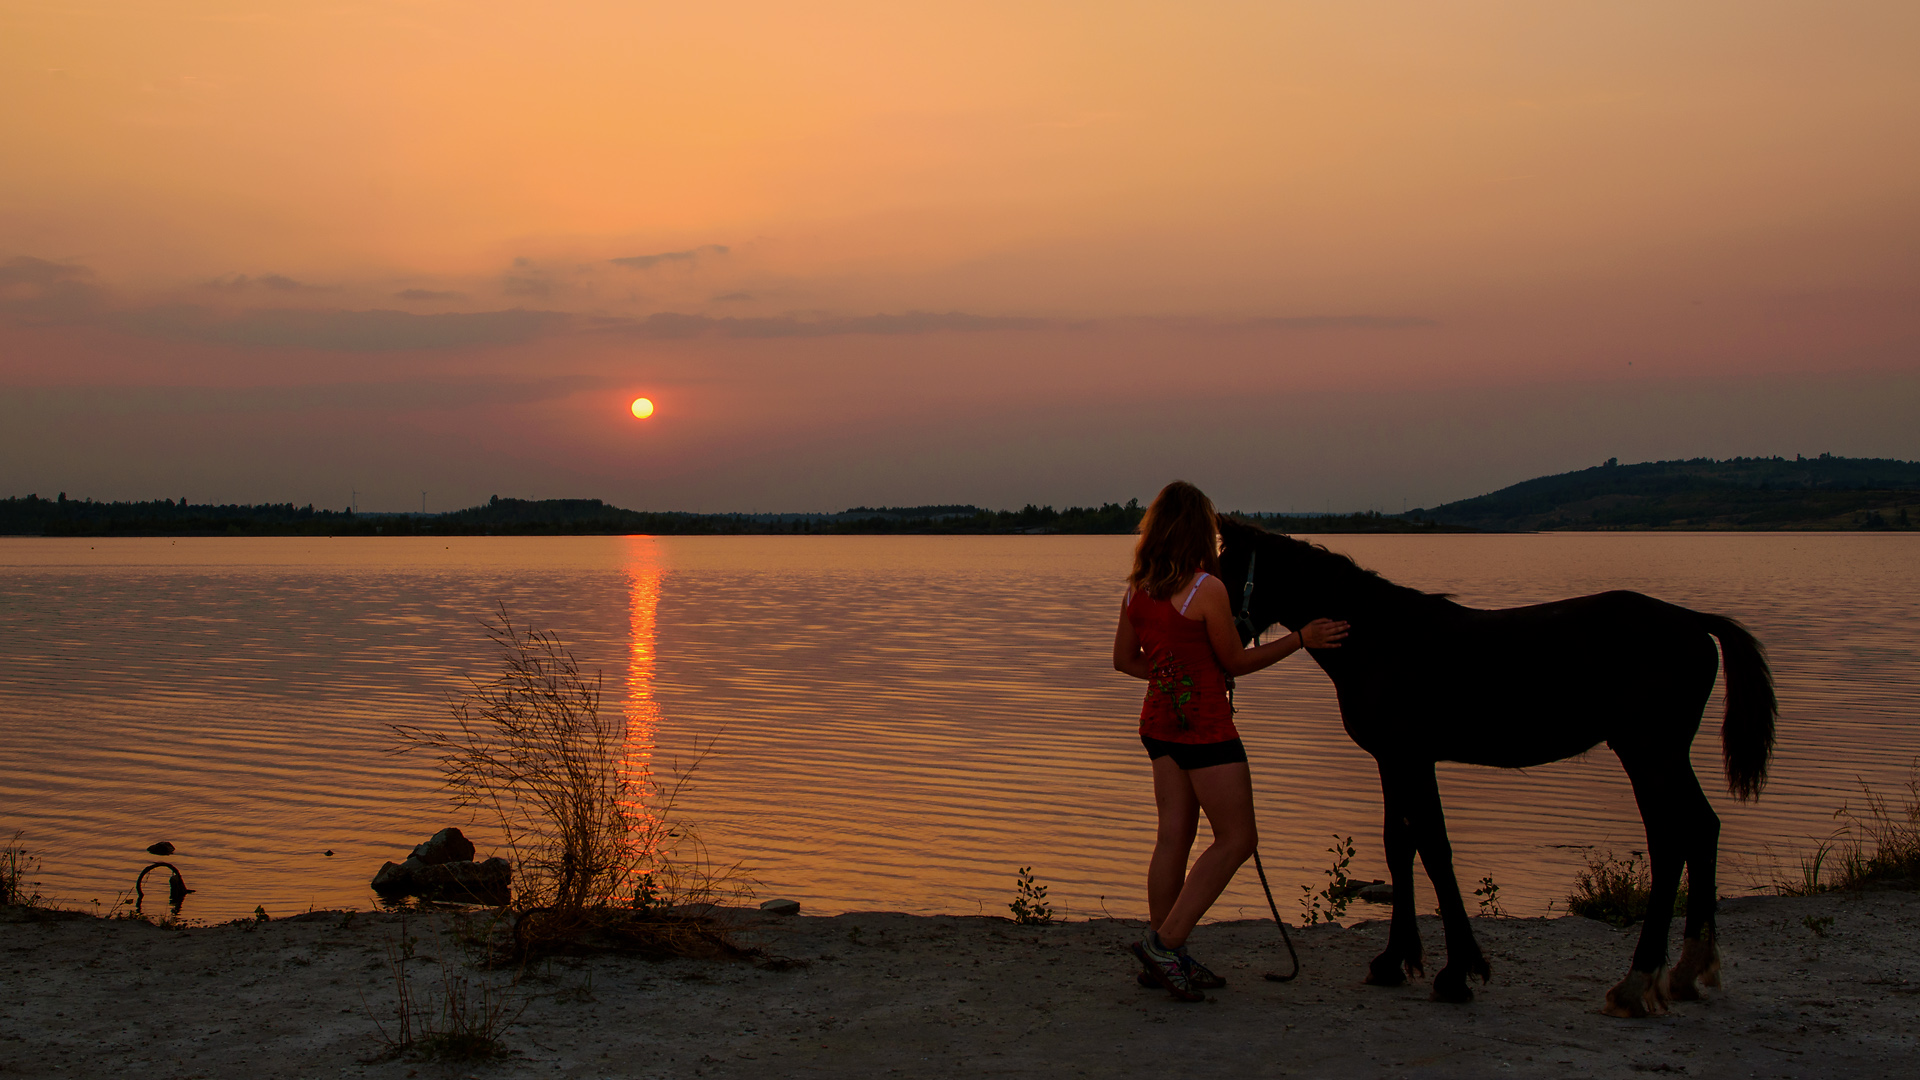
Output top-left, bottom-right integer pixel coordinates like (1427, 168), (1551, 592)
(0, 533), (1915, 923)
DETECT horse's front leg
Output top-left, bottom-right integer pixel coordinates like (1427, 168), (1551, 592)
(1398, 762), (1490, 1003)
(1366, 761), (1424, 987)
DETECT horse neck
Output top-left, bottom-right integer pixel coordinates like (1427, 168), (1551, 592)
(1258, 534), (1409, 629)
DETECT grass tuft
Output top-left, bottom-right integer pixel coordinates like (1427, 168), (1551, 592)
(368, 913), (522, 1062)
(1564, 850), (1687, 927)
(1776, 762), (1920, 896)
(1, 832), (44, 908)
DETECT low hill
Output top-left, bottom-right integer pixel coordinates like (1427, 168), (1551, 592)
(1413, 455), (1920, 531)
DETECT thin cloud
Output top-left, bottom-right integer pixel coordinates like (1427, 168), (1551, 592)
(1246, 315), (1437, 330)
(593, 310), (1053, 339)
(502, 258), (545, 297)
(7, 374), (617, 417)
(0, 255), (105, 319)
(712, 291), (754, 303)
(203, 273), (329, 292)
(610, 244), (729, 270)
(0, 255), (90, 287)
(109, 306), (566, 351)
(3, 257), (1437, 350)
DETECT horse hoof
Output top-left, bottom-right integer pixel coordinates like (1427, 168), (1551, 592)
(1431, 969), (1474, 1004)
(1667, 936), (1723, 1000)
(1602, 967), (1670, 1018)
(1364, 954), (1407, 987)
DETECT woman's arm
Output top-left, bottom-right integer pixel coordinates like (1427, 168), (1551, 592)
(1113, 594), (1153, 679)
(1186, 576), (1349, 677)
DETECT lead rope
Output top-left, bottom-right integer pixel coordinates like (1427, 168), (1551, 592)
(1230, 549), (1300, 982)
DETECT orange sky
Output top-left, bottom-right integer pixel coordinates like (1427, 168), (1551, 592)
(4, 1), (1917, 511)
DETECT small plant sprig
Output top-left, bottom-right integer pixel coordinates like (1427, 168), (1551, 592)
(1009, 866), (1054, 926)
(1298, 834), (1357, 925)
(1474, 875), (1505, 917)
(1802, 914), (1834, 938)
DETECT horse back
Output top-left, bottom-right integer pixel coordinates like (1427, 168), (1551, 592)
(1326, 590), (1724, 768)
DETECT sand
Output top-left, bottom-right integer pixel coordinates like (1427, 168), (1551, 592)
(3, 888), (1916, 1079)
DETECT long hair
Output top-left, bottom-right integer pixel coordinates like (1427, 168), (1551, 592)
(1129, 481), (1220, 600)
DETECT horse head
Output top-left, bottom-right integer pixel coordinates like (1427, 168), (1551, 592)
(1218, 516), (1326, 645)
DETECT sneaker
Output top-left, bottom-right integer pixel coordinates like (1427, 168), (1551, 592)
(1135, 952), (1226, 990)
(1130, 935), (1206, 1002)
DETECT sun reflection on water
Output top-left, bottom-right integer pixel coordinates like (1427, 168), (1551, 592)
(620, 537), (664, 875)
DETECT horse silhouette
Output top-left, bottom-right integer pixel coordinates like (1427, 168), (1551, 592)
(1219, 517), (1776, 1015)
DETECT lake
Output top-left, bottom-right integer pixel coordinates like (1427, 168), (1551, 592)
(2, 533), (1915, 924)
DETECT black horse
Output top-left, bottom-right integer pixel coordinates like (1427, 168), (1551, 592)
(1218, 517), (1776, 1016)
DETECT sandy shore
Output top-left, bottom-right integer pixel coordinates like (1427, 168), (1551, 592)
(3, 889), (1916, 1079)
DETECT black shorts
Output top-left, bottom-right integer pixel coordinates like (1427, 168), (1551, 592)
(1141, 735), (1248, 770)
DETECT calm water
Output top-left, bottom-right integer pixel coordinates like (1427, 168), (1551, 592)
(2, 533), (1916, 924)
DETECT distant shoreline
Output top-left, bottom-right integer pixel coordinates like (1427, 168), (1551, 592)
(5, 453), (1917, 536)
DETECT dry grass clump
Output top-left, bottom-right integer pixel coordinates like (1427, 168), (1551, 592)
(393, 605), (759, 965)
(368, 914), (523, 1063)
(1564, 849), (1687, 927)
(1777, 762), (1920, 896)
(1, 831), (44, 908)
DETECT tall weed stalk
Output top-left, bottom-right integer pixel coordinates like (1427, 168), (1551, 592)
(392, 605), (756, 962)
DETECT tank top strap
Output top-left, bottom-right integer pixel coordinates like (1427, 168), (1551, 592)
(1179, 572), (1209, 614)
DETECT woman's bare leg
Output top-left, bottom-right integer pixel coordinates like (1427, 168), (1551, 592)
(1155, 761), (1257, 949)
(1147, 754), (1200, 931)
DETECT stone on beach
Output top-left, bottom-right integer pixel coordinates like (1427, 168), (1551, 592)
(370, 828), (509, 904)
(407, 827), (475, 865)
(371, 855), (512, 905)
(759, 898), (801, 916)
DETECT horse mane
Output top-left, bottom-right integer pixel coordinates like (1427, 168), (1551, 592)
(1230, 517), (1452, 607)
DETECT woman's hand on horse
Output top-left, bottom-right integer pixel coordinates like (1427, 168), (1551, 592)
(1302, 618), (1350, 649)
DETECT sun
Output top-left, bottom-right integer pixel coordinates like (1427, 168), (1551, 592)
(630, 397), (655, 419)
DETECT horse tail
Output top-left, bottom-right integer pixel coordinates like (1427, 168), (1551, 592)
(1698, 612), (1777, 801)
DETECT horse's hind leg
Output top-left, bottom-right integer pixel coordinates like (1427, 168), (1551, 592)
(1666, 767), (1723, 1000)
(1603, 748), (1688, 1018)
(1365, 761), (1425, 987)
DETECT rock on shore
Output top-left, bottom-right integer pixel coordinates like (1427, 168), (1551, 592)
(369, 827), (511, 905)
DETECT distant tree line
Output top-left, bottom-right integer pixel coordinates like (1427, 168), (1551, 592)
(12, 455), (1910, 537)
(0, 494), (367, 536)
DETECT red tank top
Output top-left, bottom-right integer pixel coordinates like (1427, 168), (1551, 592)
(1127, 575), (1237, 743)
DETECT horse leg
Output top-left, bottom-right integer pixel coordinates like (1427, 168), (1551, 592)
(1365, 762), (1425, 987)
(1398, 762), (1488, 1003)
(1603, 749), (1687, 1018)
(1665, 766), (1723, 1000)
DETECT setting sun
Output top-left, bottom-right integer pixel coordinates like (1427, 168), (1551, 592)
(630, 397), (655, 420)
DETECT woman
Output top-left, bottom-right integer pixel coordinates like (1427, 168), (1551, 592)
(1113, 481), (1348, 1000)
